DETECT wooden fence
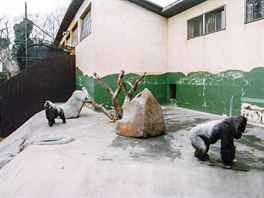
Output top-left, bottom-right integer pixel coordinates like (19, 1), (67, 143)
(0, 54), (76, 137)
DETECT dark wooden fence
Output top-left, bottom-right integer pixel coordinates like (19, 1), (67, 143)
(0, 54), (76, 137)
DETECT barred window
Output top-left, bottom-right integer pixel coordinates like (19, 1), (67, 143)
(72, 25), (78, 47)
(188, 15), (203, 39)
(246, 0), (264, 23)
(188, 6), (225, 39)
(205, 7), (225, 34)
(81, 10), (91, 41)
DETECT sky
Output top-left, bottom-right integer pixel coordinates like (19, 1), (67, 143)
(0, 0), (71, 17)
(150, 0), (176, 7)
(0, 0), (176, 18)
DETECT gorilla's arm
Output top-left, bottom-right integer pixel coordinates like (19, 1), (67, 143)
(46, 108), (58, 127)
(233, 130), (242, 139)
(220, 124), (236, 167)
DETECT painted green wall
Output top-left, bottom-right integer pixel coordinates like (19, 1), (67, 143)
(168, 67), (264, 116)
(76, 68), (168, 108)
(76, 67), (264, 116)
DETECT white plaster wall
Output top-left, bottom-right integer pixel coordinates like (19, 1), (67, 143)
(75, 34), (94, 75)
(62, 0), (167, 77)
(73, 0), (94, 75)
(168, 0), (264, 74)
(90, 0), (168, 76)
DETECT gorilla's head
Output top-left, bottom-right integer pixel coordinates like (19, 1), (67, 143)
(230, 116), (247, 139)
(225, 116), (247, 132)
(235, 116), (247, 133)
(44, 101), (54, 109)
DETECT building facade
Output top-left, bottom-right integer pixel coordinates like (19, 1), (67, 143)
(56, 0), (264, 123)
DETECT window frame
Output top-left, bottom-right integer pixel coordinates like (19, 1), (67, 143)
(187, 15), (203, 39)
(204, 6), (226, 34)
(66, 34), (71, 46)
(187, 5), (226, 40)
(80, 5), (92, 41)
(72, 23), (78, 47)
(245, 0), (264, 24)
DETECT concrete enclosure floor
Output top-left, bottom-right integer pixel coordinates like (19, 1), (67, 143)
(0, 106), (264, 197)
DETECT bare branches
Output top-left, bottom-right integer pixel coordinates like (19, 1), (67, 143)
(84, 98), (115, 121)
(93, 70), (125, 121)
(130, 72), (146, 95)
(122, 72), (146, 106)
(93, 72), (113, 95)
(87, 70), (146, 121)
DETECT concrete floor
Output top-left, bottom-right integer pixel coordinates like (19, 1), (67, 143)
(0, 106), (263, 197)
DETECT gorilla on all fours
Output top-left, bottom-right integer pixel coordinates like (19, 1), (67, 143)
(189, 116), (247, 169)
(44, 100), (66, 127)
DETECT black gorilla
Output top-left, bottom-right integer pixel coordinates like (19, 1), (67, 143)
(44, 101), (66, 127)
(189, 116), (247, 168)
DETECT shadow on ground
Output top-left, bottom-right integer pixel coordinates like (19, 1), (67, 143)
(99, 107), (264, 172)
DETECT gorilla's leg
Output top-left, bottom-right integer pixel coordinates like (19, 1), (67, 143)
(190, 136), (209, 161)
(220, 139), (235, 168)
(59, 110), (66, 123)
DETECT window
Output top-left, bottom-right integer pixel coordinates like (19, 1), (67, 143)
(188, 6), (225, 39)
(205, 7), (225, 34)
(246, 0), (264, 23)
(188, 15), (203, 38)
(72, 25), (78, 47)
(81, 9), (91, 41)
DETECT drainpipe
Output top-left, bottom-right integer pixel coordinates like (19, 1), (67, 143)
(230, 96), (234, 117)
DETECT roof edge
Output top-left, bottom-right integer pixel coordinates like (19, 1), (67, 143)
(127, 0), (166, 17)
(55, 0), (207, 42)
(162, 0), (207, 18)
(55, 0), (83, 43)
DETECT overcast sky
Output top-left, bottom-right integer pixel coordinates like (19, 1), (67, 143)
(0, 0), (176, 18)
(0, 0), (71, 18)
(150, 0), (176, 7)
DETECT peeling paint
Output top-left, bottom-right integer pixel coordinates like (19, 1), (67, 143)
(241, 103), (264, 124)
(76, 67), (264, 118)
(176, 70), (249, 86)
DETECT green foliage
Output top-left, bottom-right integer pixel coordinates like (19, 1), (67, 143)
(0, 38), (10, 49)
(0, 72), (3, 83)
(0, 69), (8, 83)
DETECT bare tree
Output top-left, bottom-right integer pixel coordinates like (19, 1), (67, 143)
(122, 72), (146, 106)
(84, 70), (146, 122)
(0, 17), (19, 79)
(29, 6), (67, 42)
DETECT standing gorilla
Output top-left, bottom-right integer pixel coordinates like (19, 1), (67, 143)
(44, 101), (66, 127)
(189, 116), (247, 168)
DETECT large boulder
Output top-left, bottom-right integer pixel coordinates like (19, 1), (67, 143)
(116, 88), (165, 137)
(60, 87), (88, 118)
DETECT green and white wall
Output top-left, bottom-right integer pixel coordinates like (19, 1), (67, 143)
(167, 0), (264, 122)
(74, 0), (264, 123)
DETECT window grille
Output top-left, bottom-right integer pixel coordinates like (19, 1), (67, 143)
(246, 0), (264, 23)
(188, 6), (225, 39)
(81, 10), (91, 41)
